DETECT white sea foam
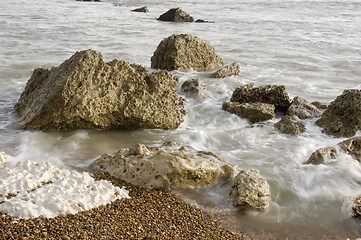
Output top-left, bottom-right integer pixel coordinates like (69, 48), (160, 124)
(0, 153), (129, 219)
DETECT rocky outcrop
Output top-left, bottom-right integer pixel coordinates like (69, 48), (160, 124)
(229, 169), (270, 211)
(306, 136), (361, 164)
(181, 79), (206, 97)
(211, 62), (240, 78)
(15, 50), (186, 131)
(93, 142), (237, 190)
(315, 89), (361, 137)
(157, 8), (194, 22)
(151, 34), (223, 71)
(275, 115), (305, 135)
(351, 195), (361, 218)
(132, 6), (149, 13)
(230, 84), (291, 112)
(286, 96), (321, 119)
(222, 102), (275, 123)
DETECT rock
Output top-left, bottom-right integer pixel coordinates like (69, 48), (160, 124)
(311, 101), (328, 109)
(0, 152), (10, 168)
(93, 142), (237, 190)
(181, 79), (206, 97)
(229, 169), (270, 211)
(275, 115), (306, 135)
(76, 0), (100, 2)
(315, 89), (361, 137)
(15, 49), (186, 131)
(157, 8), (194, 22)
(211, 62), (240, 78)
(151, 34), (223, 71)
(305, 146), (340, 165)
(195, 19), (214, 23)
(286, 96), (321, 119)
(222, 102), (276, 123)
(337, 136), (361, 161)
(230, 84), (291, 112)
(131, 6), (149, 13)
(351, 195), (361, 218)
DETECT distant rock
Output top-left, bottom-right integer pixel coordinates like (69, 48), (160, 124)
(315, 89), (361, 137)
(93, 142), (237, 190)
(222, 102), (276, 123)
(181, 79), (206, 97)
(157, 8), (194, 22)
(351, 195), (361, 218)
(286, 96), (321, 119)
(76, 0), (100, 2)
(195, 19), (214, 23)
(306, 146), (340, 165)
(131, 6), (149, 13)
(211, 62), (240, 78)
(151, 34), (223, 71)
(15, 49), (185, 131)
(229, 169), (270, 211)
(230, 84), (291, 112)
(275, 115), (305, 135)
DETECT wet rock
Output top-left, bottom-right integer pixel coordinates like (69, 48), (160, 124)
(351, 195), (361, 218)
(151, 34), (223, 71)
(93, 142), (237, 190)
(305, 146), (340, 165)
(181, 79), (206, 97)
(275, 115), (306, 135)
(157, 8), (194, 22)
(15, 49), (185, 131)
(0, 152), (10, 168)
(337, 136), (361, 161)
(230, 84), (291, 112)
(311, 101), (328, 110)
(131, 6), (149, 13)
(229, 169), (270, 211)
(222, 102), (276, 123)
(211, 62), (240, 78)
(286, 96), (321, 119)
(315, 89), (361, 137)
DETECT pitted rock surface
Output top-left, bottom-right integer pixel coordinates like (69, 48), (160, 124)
(275, 115), (305, 135)
(286, 96), (321, 119)
(222, 102), (276, 123)
(211, 62), (240, 78)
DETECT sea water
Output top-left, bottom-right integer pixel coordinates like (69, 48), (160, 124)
(0, 0), (361, 237)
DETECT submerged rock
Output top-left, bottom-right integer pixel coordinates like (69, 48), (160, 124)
(211, 62), (240, 78)
(315, 89), (361, 137)
(275, 115), (305, 135)
(93, 142), (237, 190)
(230, 84), (291, 112)
(306, 146), (340, 165)
(222, 102), (276, 123)
(157, 8), (194, 22)
(151, 34), (223, 71)
(15, 49), (185, 131)
(286, 96), (321, 119)
(229, 169), (270, 211)
(181, 79), (206, 97)
(131, 6), (149, 13)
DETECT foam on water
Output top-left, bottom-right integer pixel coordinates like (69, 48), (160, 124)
(1, 0), (361, 236)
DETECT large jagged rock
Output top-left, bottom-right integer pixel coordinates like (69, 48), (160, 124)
(151, 34), (223, 71)
(286, 96), (321, 119)
(306, 136), (361, 164)
(315, 89), (361, 137)
(229, 169), (270, 211)
(15, 50), (186, 131)
(230, 84), (291, 112)
(275, 115), (305, 135)
(211, 62), (240, 78)
(222, 102), (275, 123)
(157, 8), (194, 22)
(93, 142), (237, 190)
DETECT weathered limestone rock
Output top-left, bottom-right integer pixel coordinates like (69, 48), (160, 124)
(286, 96), (321, 119)
(315, 89), (361, 137)
(306, 146), (340, 165)
(0, 152), (10, 168)
(15, 49), (185, 131)
(275, 115), (306, 135)
(337, 137), (361, 161)
(211, 62), (240, 78)
(229, 169), (270, 211)
(93, 142), (237, 190)
(181, 79), (206, 97)
(131, 6), (149, 13)
(151, 34), (223, 71)
(157, 8), (194, 22)
(351, 195), (361, 218)
(230, 84), (291, 112)
(222, 102), (276, 123)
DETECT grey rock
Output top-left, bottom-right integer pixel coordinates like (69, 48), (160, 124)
(275, 115), (306, 135)
(286, 96), (321, 119)
(222, 102), (276, 123)
(151, 34), (223, 71)
(132, 6), (149, 13)
(15, 49), (185, 131)
(211, 62), (240, 78)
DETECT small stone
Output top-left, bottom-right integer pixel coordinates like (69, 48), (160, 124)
(275, 115), (306, 135)
(157, 8), (194, 22)
(211, 62), (240, 78)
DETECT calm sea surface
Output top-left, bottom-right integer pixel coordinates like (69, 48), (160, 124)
(1, 0), (361, 238)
